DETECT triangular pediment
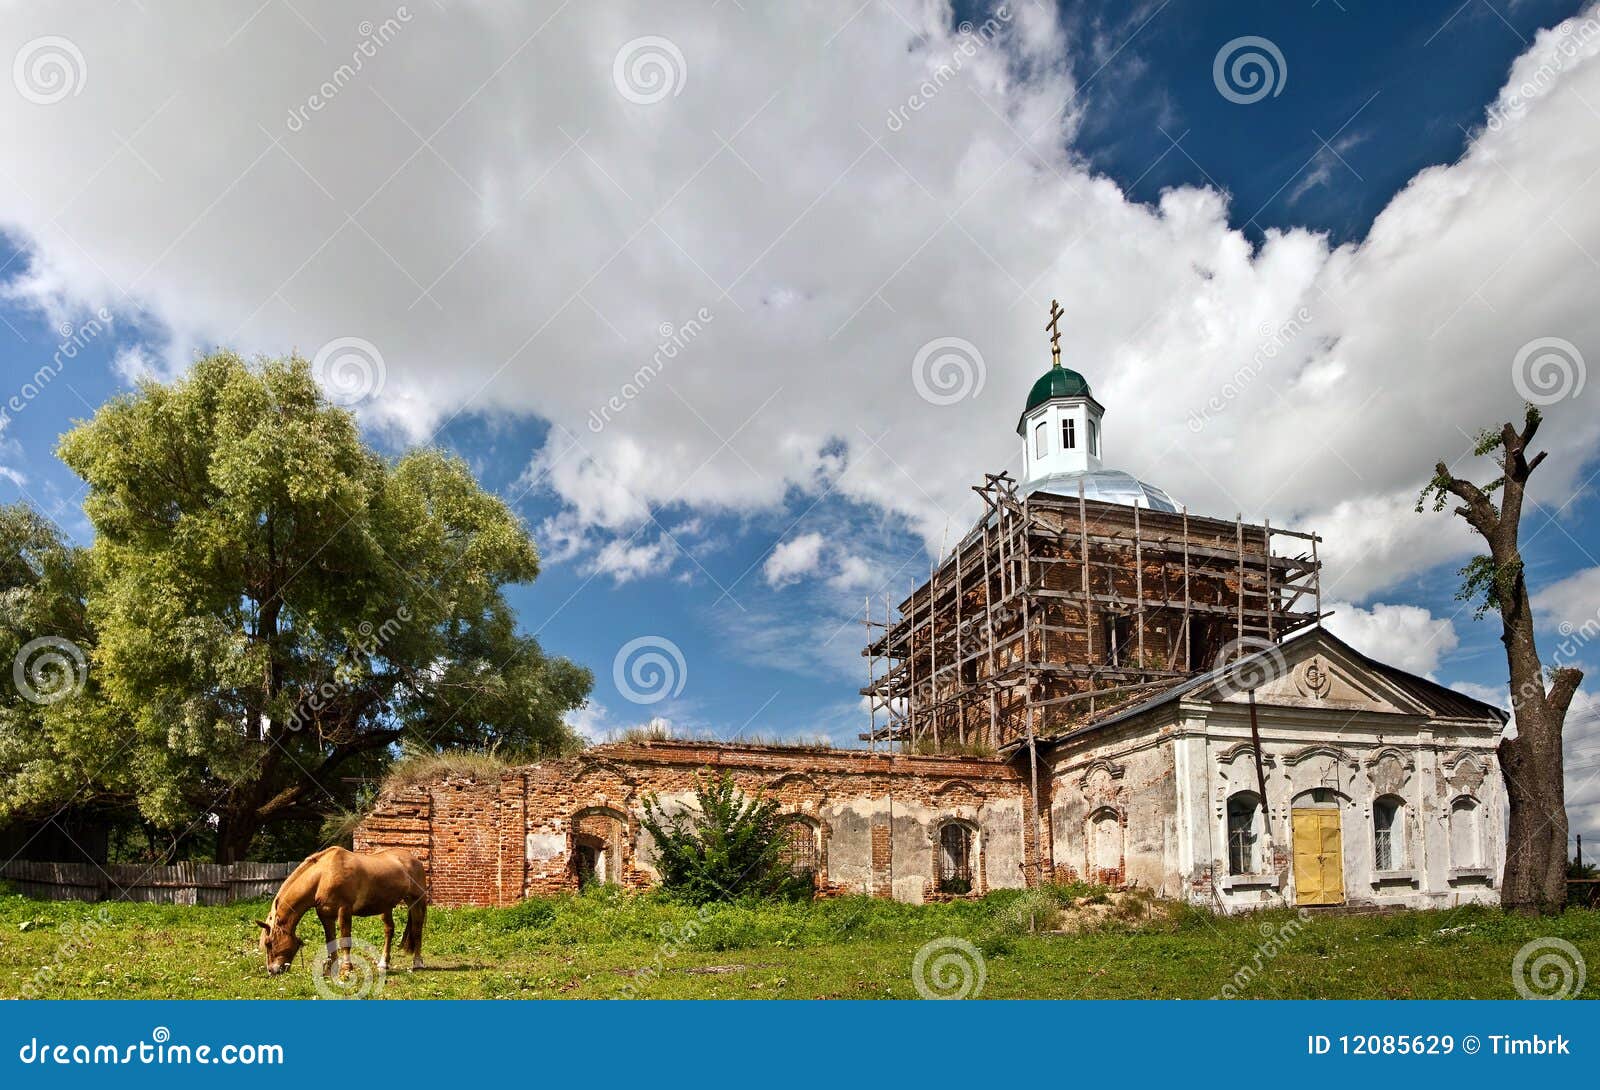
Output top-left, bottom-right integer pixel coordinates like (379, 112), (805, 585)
(1200, 630), (1432, 717)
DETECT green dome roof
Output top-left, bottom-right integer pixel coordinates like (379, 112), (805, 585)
(1016, 364), (1094, 434)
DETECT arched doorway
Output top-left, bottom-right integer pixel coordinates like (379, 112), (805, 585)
(571, 807), (627, 890)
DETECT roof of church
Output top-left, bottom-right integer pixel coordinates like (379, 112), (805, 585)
(1023, 468), (1180, 511)
(1016, 363), (1096, 434)
(1024, 627), (1507, 753)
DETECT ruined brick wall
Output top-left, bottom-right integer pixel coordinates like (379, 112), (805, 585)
(356, 740), (1035, 906)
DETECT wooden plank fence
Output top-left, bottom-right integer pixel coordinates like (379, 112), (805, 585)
(0, 860), (295, 905)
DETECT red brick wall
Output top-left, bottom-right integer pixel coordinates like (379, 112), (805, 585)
(356, 741), (1037, 906)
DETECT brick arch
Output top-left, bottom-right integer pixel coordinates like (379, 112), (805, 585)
(775, 812), (826, 889)
(931, 817), (982, 898)
(571, 805), (631, 889)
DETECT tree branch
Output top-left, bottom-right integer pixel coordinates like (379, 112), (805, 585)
(1548, 666), (1584, 724)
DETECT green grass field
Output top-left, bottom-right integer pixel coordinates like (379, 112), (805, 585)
(3, 884), (1596, 1000)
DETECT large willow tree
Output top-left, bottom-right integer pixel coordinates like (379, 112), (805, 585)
(18, 352), (590, 861)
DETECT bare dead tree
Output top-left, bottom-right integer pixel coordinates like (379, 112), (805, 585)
(1419, 406), (1581, 914)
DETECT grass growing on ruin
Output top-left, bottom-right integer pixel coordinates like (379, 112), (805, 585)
(2, 883), (1596, 1000)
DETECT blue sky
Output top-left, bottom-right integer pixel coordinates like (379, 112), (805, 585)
(3, 1), (1600, 839)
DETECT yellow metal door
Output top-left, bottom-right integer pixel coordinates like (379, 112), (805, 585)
(1292, 808), (1345, 906)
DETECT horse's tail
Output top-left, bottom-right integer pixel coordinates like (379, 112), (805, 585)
(400, 897), (427, 956)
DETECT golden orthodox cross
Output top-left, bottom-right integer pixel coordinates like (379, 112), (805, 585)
(1046, 299), (1064, 367)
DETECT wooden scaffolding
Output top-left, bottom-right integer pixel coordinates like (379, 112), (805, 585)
(861, 472), (1323, 753)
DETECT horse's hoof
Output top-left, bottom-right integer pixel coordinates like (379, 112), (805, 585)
(377, 961), (388, 972)
(412, 957), (424, 970)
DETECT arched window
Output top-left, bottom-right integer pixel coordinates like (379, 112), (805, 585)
(776, 818), (819, 878)
(1226, 792), (1264, 875)
(1033, 420), (1047, 459)
(938, 823), (974, 894)
(1450, 797), (1481, 868)
(1373, 795), (1404, 871)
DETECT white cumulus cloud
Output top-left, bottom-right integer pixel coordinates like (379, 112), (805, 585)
(0, 1), (1598, 611)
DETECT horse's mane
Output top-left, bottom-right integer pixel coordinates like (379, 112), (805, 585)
(269, 846), (340, 918)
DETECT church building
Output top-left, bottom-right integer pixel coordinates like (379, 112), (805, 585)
(357, 310), (1507, 913)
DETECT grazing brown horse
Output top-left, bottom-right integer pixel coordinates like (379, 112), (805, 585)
(257, 847), (427, 976)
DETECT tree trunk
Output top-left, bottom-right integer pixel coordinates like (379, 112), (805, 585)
(1426, 412), (1579, 916)
(214, 807), (259, 865)
(1498, 728), (1569, 913)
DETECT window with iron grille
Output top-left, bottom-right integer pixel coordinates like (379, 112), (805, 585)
(777, 819), (818, 877)
(938, 823), (974, 894)
(1227, 793), (1261, 875)
(1373, 797), (1401, 871)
